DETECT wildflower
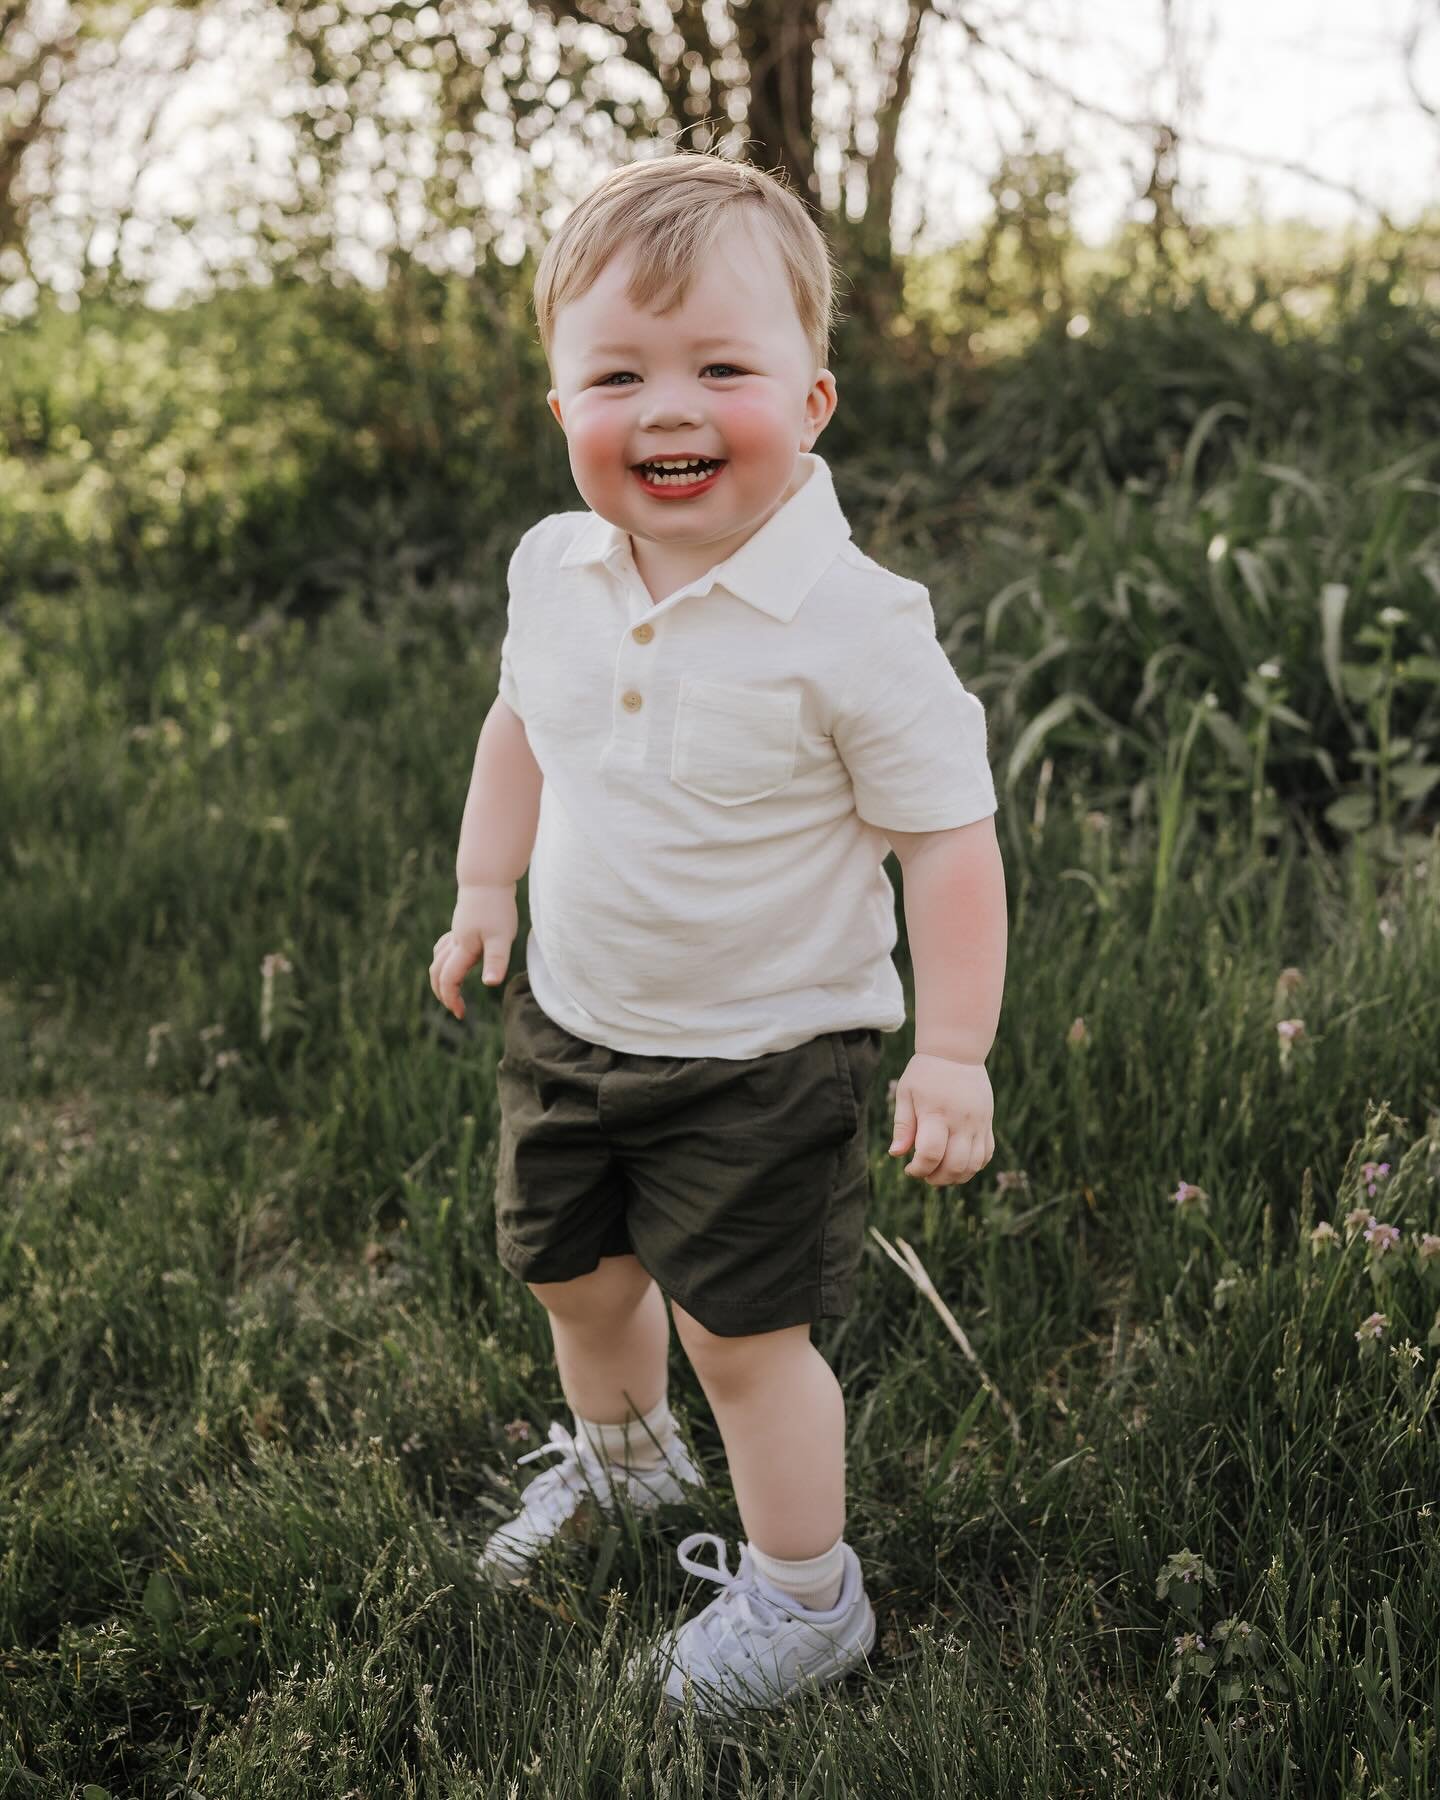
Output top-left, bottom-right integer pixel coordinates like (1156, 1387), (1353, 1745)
(1067, 1017), (1087, 1047)
(994, 1169), (1029, 1193)
(1416, 1233), (1440, 1265)
(1173, 1632), (1206, 1655)
(503, 1419), (532, 1444)
(1156, 1548), (1217, 1596)
(1343, 1207), (1375, 1240)
(1378, 606), (1408, 628)
(260, 951), (295, 1045)
(1207, 535), (1228, 563)
(1213, 1276), (1239, 1310)
(1390, 1340), (1423, 1371)
(262, 815), (292, 833)
(1082, 812), (1109, 834)
(1363, 1220), (1401, 1256)
(1275, 967), (1303, 997)
(145, 1021), (173, 1070)
(1379, 916), (1396, 946)
(1355, 1311), (1388, 1343)
(1257, 661), (1281, 681)
(1275, 1019), (1305, 1042)
(1309, 1220), (1339, 1256)
(1173, 1180), (1210, 1215)
(1360, 1160), (1391, 1198)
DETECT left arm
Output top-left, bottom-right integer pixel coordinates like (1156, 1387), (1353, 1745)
(886, 815), (1008, 1184)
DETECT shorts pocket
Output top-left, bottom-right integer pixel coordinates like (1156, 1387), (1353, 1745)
(670, 679), (800, 806)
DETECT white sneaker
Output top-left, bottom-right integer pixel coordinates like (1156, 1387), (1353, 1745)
(477, 1419), (705, 1587)
(624, 1531), (877, 1713)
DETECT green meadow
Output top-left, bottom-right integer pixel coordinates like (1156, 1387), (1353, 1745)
(3, 238), (1440, 1795)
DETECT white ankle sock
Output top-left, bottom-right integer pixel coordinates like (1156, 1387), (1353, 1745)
(572, 1394), (680, 1473)
(747, 1534), (847, 1613)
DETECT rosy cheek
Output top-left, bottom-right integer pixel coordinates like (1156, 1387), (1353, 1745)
(710, 394), (787, 459)
(566, 404), (624, 464)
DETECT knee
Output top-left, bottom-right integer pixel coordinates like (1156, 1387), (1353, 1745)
(672, 1302), (808, 1396)
(528, 1254), (654, 1328)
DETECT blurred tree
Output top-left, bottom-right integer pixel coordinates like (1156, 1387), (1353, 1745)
(1, 0), (207, 298)
(275, 0), (931, 332)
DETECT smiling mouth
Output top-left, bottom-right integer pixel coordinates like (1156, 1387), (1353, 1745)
(632, 458), (727, 491)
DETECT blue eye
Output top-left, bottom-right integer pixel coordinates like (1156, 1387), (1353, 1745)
(596, 364), (744, 386)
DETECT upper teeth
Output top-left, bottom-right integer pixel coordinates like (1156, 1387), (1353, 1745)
(645, 457), (711, 469)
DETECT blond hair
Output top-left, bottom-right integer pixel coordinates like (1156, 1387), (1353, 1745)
(533, 151), (842, 374)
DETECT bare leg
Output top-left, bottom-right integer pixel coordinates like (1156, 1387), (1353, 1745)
(671, 1305), (844, 1558)
(528, 1253), (670, 1424)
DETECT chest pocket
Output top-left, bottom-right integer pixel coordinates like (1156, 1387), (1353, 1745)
(670, 679), (801, 806)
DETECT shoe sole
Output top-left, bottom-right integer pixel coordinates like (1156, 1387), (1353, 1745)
(656, 1596), (878, 1714)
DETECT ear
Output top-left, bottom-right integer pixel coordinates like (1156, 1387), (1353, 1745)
(547, 389), (564, 429)
(802, 370), (838, 450)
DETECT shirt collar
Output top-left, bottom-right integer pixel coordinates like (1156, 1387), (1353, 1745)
(555, 451), (852, 623)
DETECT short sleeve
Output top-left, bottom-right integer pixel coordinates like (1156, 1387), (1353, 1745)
(496, 522), (546, 720)
(831, 588), (998, 831)
(498, 627), (522, 719)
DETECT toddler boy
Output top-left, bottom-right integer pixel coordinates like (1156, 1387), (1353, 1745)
(428, 150), (1007, 1713)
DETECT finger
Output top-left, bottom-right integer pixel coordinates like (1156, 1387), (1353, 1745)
(441, 948), (471, 1018)
(888, 1090), (916, 1155)
(951, 1135), (983, 1185)
(905, 1119), (949, 1178)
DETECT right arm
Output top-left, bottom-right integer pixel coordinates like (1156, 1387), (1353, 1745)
(429, 695), (543, 1020)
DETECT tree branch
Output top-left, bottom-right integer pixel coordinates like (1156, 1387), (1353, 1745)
(933, 1), (1401, 231)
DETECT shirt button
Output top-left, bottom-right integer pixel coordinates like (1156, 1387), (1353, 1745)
(621, 690), (643, 712)
(632, 623), (654, 644)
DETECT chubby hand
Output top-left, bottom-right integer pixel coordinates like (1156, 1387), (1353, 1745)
(888, 1054), (995, 1187)
(429, 881), (517, 1020)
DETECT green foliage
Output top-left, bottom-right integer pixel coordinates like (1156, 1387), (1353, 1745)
(4, 572), (1440, 1785)
(0, 268), (573, 613)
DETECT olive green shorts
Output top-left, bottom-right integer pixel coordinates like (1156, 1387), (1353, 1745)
(492, 969), (886, 1338)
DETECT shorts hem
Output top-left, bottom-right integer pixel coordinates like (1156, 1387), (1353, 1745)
(662, 1278), (856, 1338)
(494, 1219), (631, 1286)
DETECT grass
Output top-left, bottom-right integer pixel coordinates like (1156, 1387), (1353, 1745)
(3, 531), (1440, 1796)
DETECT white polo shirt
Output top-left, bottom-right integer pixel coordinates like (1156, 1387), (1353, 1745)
(496, 450), (997, 1058)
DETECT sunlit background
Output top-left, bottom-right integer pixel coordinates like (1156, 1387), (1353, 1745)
(4, 0), (1437, 314)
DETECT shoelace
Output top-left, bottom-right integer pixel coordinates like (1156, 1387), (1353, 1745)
(509, 1420), (611, 1525)
(674, 1531), (784, 1657)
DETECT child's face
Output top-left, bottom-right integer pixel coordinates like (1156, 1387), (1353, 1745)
(546, 214), (836, 556)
